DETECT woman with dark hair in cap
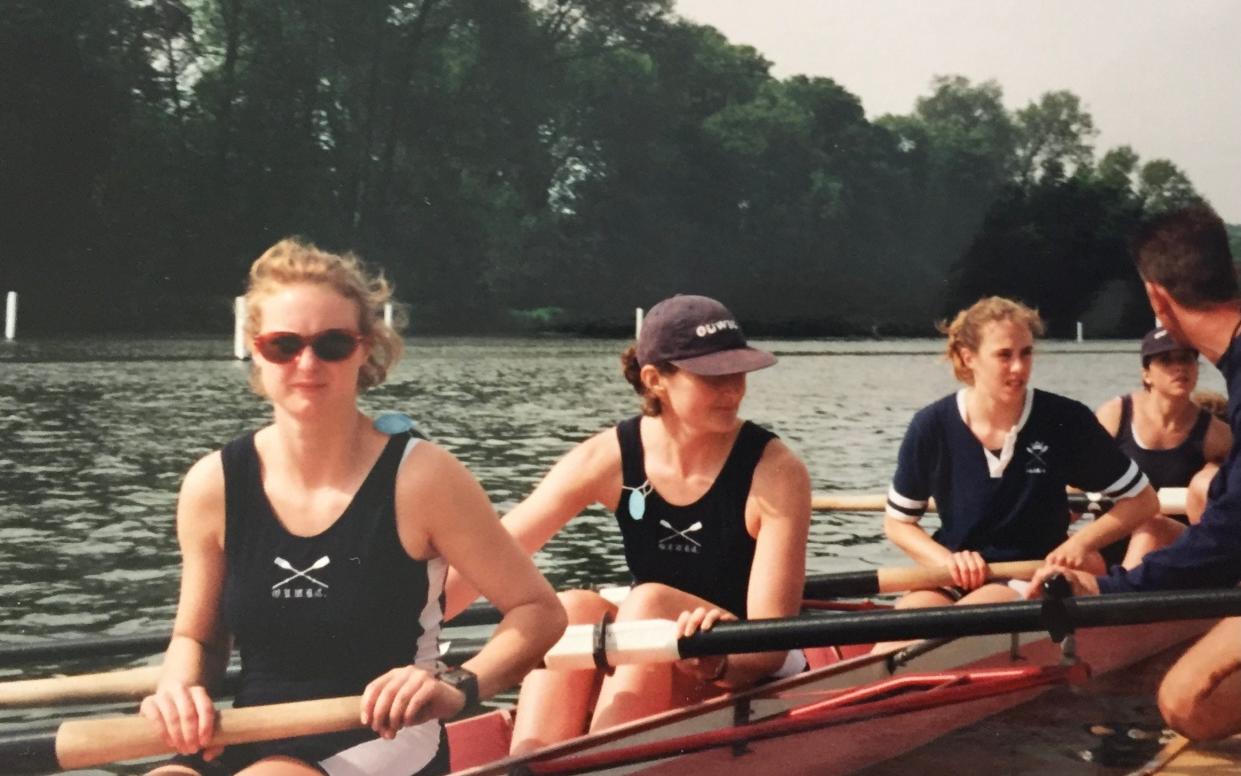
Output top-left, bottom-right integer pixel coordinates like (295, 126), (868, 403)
(876, 297), (1160, 636)
(1094, 327), (1231, 566)
(444, 294), (811, 754)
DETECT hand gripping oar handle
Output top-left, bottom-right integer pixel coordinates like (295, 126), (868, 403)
(0, 695), (364, 774)
(803, 559), (1043, 599)
(544, 587), (1241, 671)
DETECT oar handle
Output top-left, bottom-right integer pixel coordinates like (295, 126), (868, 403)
(803, 559), (1043, 599)
(873, 560), (1043, 594)
(49, 695), (362, 772)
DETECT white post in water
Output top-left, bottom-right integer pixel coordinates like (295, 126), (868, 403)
(635, 307), (644, 339)
(4, 292), (15, 341)
(1076, 321), (1083, 343)
(233, 296), (247, 360)
(384, 302), (393, 328)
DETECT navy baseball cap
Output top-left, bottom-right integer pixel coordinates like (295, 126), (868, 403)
(1141, 327), (1196, 363)
(636, 295), (776, 376)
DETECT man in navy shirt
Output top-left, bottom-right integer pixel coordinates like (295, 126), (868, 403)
(1028, 205), (1241, 740)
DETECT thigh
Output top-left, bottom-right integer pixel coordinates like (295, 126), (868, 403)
(955, 582), (1019, 605)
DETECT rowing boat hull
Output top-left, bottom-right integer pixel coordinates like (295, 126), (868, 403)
(445, 617), (1213, 775)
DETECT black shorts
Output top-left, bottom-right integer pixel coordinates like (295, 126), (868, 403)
(166, 725), (449, 776)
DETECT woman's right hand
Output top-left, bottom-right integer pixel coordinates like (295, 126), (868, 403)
(139, 683), (218, 757)
(946, 550), (989, 590)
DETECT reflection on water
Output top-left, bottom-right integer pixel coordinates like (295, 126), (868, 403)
(0, 336), (1226, 770)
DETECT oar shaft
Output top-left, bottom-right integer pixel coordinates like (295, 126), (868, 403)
(678, 588), (1241, 658)
(545, 588), (1241, 670)
(811, 487), (1187, 515)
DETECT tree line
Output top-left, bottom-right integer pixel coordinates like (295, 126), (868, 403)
(0, 0), (1233, 336)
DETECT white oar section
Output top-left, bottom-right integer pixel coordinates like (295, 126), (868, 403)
(10, 588), (1241, 773)
(543, 619), (681, 671)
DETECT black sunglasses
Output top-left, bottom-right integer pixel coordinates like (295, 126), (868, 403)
(252, 329), (364, 364)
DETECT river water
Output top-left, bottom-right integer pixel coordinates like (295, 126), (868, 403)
(0, 336), (1226, 769)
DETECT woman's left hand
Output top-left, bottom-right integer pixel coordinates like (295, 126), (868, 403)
(361, 665), (466, 738)
(674, 606), (737, 682)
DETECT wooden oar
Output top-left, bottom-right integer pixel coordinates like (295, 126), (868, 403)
(812, 487), (1188, 515)
(544, 586), (1241, 671)
(804, 559), (1042, 599)
(0, 641), (487, 709)
(0, 557), (1040, 674)
(8, 586), (1241, 774)
(0, 600), (502, 666)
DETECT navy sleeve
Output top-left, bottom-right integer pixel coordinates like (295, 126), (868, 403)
(1061, 398), (1148, 498)
(1098, 448), (1241, 592)
(887, 406), (937, 522)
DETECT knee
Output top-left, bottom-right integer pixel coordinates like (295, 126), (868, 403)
(1186, 465), (1217, 524)
(614, 583), (684, 620)
(1159, 672), (1223, 741)
(557, 589), (616, 624)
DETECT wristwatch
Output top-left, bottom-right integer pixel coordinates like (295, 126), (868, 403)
(437, 666), (480, 710)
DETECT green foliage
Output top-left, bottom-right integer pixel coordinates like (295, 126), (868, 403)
(0, 0), (1222, 336)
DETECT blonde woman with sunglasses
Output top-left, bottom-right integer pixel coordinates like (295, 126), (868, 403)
(139, 238), (565, 776)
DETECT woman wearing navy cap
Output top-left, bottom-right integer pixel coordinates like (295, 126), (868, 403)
(879, 296), (1160, 625)
(1094, 327), (1231, 566)
(444, 294), (811, 754)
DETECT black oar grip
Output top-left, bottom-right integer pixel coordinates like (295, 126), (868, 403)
(802, 570), (879, 599)
(593, 611), (616, 675)
(0, 727), (60, 775)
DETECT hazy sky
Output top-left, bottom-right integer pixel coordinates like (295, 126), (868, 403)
(674, 0), (1241, 222)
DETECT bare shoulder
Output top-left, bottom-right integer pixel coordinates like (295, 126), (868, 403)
(755, 437), (810, 484)
(1094, 395), (1123, 433)
(1205, 415), (1233, 460)
(177, 450), (226, 544)
(396, 439), (475, 493)
(751, 438), (811, 514)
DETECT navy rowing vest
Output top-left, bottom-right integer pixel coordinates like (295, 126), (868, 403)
(613, 416), (775, 618)
(1115, 394), (1212, 490)
(220, 431), (445, 710)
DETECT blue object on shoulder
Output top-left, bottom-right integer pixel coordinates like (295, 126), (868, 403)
(628, 488), (646, 520)
(374, 412), (417, 435)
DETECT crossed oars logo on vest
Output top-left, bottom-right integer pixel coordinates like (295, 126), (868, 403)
(271, 556), (330, 598)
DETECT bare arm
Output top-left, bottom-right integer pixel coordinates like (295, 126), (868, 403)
(406, 444), (567, 699)
(1050, 483), (1160, 562)
(139, 452), (231, 754)
(442, 429), (621, 619)
(884, 516), (954, 566)
(1204, 416), (1232, 463)
(717, 441), (811, 686)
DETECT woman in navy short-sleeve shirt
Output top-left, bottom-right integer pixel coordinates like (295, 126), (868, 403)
(882, 297), (1159, 613)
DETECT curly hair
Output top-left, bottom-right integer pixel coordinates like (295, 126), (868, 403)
(245, 237), (403, 395)
(938, 296), (1044, 384)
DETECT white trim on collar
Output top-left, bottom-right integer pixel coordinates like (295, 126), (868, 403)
(957, 387), (1034, 478)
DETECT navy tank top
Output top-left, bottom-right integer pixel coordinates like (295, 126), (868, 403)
(613, 416), (775, 618)
(220, 431), (446, 710)
(1116, 394), (1212, 489)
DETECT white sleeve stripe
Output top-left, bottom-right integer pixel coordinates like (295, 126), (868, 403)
(1100, 461), (1148, 500)
(1107, 469), (1149, 501)
(887, 487), (927, 511)
(885, 506), (922, 523)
